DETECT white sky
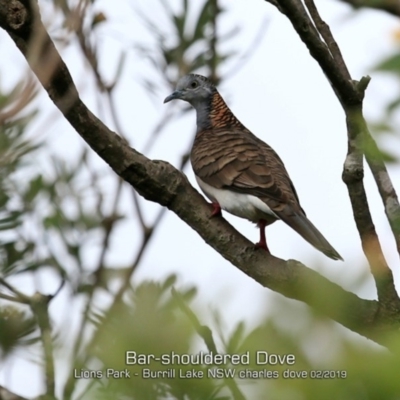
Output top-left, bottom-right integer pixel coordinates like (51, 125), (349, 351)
(1, 0), (400, 397)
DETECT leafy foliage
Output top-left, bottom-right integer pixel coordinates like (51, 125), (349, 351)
(370, 40), (400, 163)
(0, 306), (37, 358)
(2, 1), (400, 400)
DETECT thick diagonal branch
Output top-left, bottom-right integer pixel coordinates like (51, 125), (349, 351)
(0, 0), (399, 348)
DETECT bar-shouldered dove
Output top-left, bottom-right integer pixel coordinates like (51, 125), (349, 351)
(164, 74), (342, 261)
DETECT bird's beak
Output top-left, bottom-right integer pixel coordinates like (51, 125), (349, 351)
(163, 90), (183, 103)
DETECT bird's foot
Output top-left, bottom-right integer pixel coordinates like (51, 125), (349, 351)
(210, 202), (222, 218)
(255, 241), (270, 252)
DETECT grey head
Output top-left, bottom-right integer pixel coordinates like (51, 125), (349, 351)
(164, 74), (218, 130)
(164, 74), (216, 108)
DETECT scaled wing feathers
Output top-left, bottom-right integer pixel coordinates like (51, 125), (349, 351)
(191, 128), (303, 216)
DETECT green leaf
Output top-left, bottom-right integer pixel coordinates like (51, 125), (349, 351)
(24, 175), (43, 203)
(369, 122), (392, 135)
(386, 97), (400, 115)
(361, 136), (399, 164)
(91, 12), (107, 28)
(0, 191), (9, 208)
(0, 211), (22, 231)
(226, 321), (245, 354)
(162, 274), (177, 289)
(193, 0), (212, 41)
(0, 306), (37, 358)
(374, 53), (400, 73)
(181, 286), (197, 302)
(380, 150), (398, 163)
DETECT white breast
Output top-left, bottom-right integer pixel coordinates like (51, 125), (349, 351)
(195, 176), (278, 222)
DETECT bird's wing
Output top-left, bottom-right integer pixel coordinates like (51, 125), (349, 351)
(191, 128), (304, 215)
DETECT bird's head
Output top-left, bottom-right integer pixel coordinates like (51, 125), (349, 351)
(164, 74), (216, 107)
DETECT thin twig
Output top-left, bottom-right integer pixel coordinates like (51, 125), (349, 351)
(363, 134), (400, 257)
(61, 5), (131, 397)
(0, 77), (38, 124)
(142, 110), (175, 155)
(64, 177), (124, 398)
(304, 0), (351, 80)
(30, 293), (56, 399)
(0, 292), (26, 304)
(0, 278), (30, 303)
(48, 278), (66, 301)
(225, 16), (271, 80)
(267, 0), (359, 107)
(132, 189), (148, 233)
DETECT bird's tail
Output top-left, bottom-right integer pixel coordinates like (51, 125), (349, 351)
(281, 211), (343, 261)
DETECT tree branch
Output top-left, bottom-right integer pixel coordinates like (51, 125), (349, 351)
(30, 293), (56, 400)
(342, 108), (396, 305)
(338, 0), (400, 18)
(304, 0), (351, 80)
(265, 0), (400, 320)
(1, 0), (399, 348)
(0, 278), (30, 304)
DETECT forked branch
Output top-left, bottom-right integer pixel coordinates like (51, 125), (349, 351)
(265, 0), (400, 309)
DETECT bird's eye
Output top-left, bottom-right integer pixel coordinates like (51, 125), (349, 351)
(190, 81), (198, 89)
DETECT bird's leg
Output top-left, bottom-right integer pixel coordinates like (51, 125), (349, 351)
(255, 219), (270, 252)
(210, 202), (222, 217)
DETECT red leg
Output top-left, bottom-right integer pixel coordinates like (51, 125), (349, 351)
(255, 219), (270, 252)
(210, 202), (222, 218)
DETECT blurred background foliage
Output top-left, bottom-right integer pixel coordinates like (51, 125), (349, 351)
(1, 0), (400, 399)
(369, 28), (400, 164)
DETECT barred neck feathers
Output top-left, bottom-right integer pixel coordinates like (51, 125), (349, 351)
(195, 91), (245, 132)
